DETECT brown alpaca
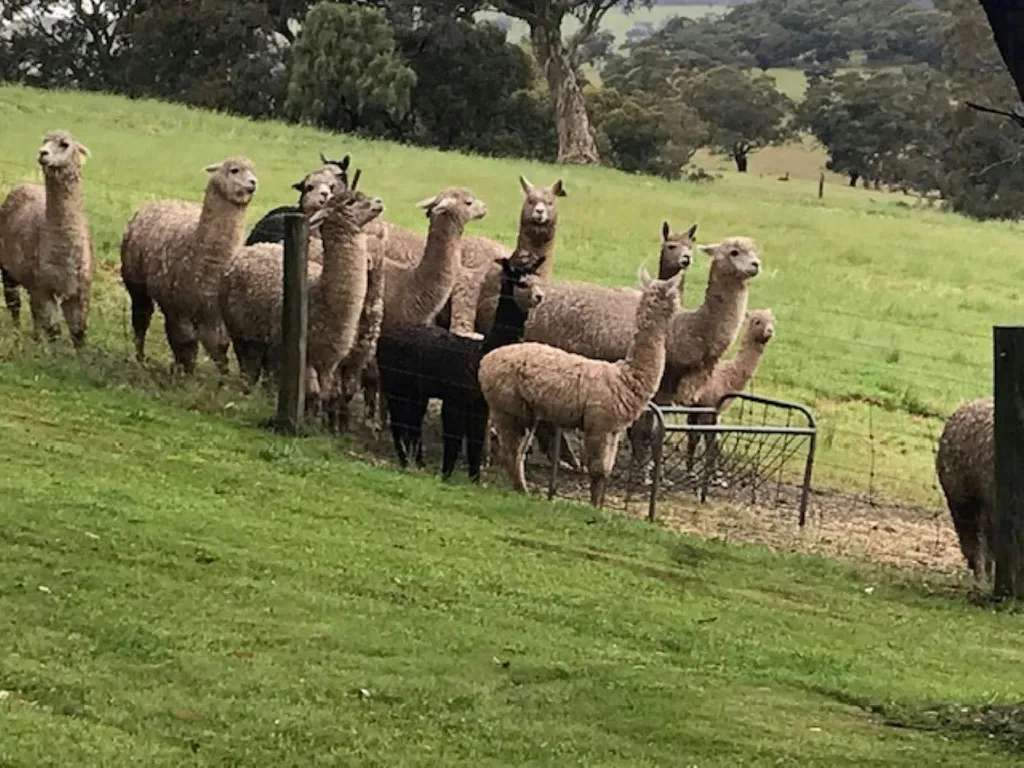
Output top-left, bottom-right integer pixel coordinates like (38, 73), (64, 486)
(478, 269), (683, 507)
(382, 187), (486, 330)
(121, 157), (258, 373)
(684, 309), (776, 465)
(936, 397), (996, 580)
(467, 176), (565, 337)
(0, 130), (94, 347)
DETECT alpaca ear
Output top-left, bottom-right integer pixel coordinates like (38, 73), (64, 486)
(415, 194), (437, 210)
(319, 151), (329, 165)
(698, 243), (718, 255)
(204, 162), (223, 173)
(662, 221), (670, 241)
(637, 264), (653, 287)
(551, 179), (566, 197)
(686, 223), (698, 240)
(292, 181), (305, 192)
(519, 175), (534, 195)
(339, 154), (351, 172)
(529, 253), (547, 274)
(427, 195), (454, 215)
(76, 142), (92, 160)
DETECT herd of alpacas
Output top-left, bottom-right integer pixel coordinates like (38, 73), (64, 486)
(0, 129), (997, 578)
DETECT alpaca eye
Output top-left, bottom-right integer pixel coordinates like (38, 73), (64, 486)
(59, 141), (69, 149)
(729, 249), (739, 257)
(230, 168), (239, 175)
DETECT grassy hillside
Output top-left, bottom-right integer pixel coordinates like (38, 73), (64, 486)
(1, 85), (1014, 507)
(3, 336), (1024, 765)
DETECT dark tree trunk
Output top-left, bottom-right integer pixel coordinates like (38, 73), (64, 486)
(734, 153), (749, 172)
(848, 172), (859, 187)
(531, 24), (600, 165)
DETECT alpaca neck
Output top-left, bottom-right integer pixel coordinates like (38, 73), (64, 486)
(714, 340), (767, 397)
(43, 169), (86, 261)
(320, 223), (366, 287)
(621, 313), (669, 399)
(669, 265), (748, 364)
(516, 221), (556, 281)
(194, 188), (246, 276)
(482, 278), (529, 355)
(409, 212), (464, 298)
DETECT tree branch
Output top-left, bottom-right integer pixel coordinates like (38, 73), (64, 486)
(965, 100), (1024, 129)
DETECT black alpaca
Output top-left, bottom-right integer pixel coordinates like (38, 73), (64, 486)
(376, 254), (546, 481)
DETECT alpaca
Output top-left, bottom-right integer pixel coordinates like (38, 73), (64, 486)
(244, 167), (338, 246)
(121, 157), (258, 373)
(936, 397), (996, 580)
(0, 130), (94, 347)
(684, 309), (776, 466)
(381, 187), (486, 330)
(377, 254), (546, 480)
(478, 268), (684, 507)
(467, 176), (566, 337)
(318, 152), (351, 187)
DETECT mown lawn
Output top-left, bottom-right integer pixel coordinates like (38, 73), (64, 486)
(1, 355), (1023, 766)
(1, 85), (1016, 505)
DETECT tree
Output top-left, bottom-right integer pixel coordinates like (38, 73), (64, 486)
(488, 0), (651, 165)
(399, 17), (553, 159)
(676, 66), (793, 172)
(587, 87), (709, 179)
(286, 3), (416, 135)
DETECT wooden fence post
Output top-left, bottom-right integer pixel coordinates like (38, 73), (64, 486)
(818, 172), (825, 199)
(274, 213), (309, 435)
(993, 325), (1024, 598)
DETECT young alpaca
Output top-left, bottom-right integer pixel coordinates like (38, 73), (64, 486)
(684, 309), (776, 466)
(377, 254), (546, 480)
(382, 187), (487, 330)
(936, 398), (996, 580)
(479, 269), (683, 507)
(121, 157), (258, 373)
(244, 168), (338, 246)
(0, 130), (94, 347)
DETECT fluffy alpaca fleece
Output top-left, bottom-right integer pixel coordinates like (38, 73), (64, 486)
(377, 255), (546, 480)
(381, 187), (487, 330)
(327, 246), (387, 433)
(244, 168), (339, 246)
(936, 397), (996, 580)
(120, 156), (258, 373)
(467, 177), (566, 337)
(684, 308), (776, 463)
(478, 268), (684, 507)
(218, 177), (382, 407)
(0, 129), (94, 347)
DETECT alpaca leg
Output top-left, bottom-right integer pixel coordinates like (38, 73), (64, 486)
(124, 280), (153, 361)
(449, 273), (485, 340)
(534, 421), (581, 470)
(409, 397), (429, 469)
(388, 399), (410, 467)
(60, 294), (89, 349)
(947, 496), (982, 577)
(585, 431), (621, 508)
(466, 405), (489, 483)
(440, 401), (466, 480)
(164, 316), (199, 374)
(233, 339), (266, 385)
(492, 412), (531, 493)
(1, 267), (21, 326)
(198, 322), (231, 375)
(28, 290), (61, 341)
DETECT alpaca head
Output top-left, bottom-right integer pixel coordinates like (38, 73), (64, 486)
(660, 221), (697, 279)
(293, 168), (338, 215)
(319, 151), (351, 188)
(698, 237), (760, 282)
(496, 252), (547, 312)
(318, 169), (385, 232)
(744, 308), (776, 345)
(518, 175), (565, 228)
(636, 266), (684, 326)
(204, 156), (258, 207)
(37, 130), (90, 178)
(415, 187), (487, 226)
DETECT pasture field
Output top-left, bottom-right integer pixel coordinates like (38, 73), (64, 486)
(0, 85), (1012, 509)
(2, 85), (1024, 764)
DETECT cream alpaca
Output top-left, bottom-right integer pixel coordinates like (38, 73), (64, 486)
(0, 130), (94, 347)
(478, 268), (683, 507)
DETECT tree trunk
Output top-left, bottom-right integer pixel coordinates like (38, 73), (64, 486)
(531, 24), (600, 166)
(848, 172), (859, 187)
(734, 153), (749, 172)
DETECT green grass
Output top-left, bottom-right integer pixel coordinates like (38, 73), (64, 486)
(2, 85), (1024, 765)
(1, 84), (1009, 506)
(3, 352), (1024, 765)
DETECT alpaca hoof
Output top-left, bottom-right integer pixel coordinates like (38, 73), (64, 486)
(454, 330), (484, 341)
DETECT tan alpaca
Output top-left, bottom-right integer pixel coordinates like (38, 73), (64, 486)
(0, 130), (94, 347)
(478, 268), (683, 508)
(121, 157), (258, 373)
(684, 309), (776, 464)
(382, 187), (486, 330)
